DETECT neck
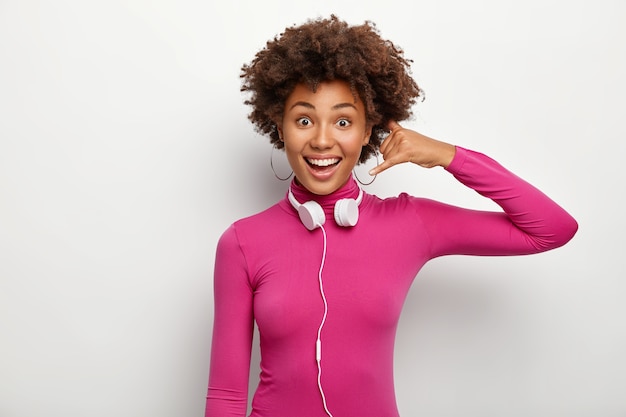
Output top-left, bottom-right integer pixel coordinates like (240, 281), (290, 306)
(289, 176), (362, 213)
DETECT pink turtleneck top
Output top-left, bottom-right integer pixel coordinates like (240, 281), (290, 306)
(205, 147), (577, 417)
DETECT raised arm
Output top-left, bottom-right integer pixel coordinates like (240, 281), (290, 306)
(372, 121), (578, 256)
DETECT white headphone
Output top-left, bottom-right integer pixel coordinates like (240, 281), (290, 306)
(287, 184), (364, 417)
(287, 186), (363, 230)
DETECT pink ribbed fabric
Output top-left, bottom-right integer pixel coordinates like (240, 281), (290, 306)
(205, 147), (577, 417)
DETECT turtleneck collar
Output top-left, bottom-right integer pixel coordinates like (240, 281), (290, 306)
(287, 176), (362, 218)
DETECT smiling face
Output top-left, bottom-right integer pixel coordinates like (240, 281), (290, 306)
(278, 80), (371, 196)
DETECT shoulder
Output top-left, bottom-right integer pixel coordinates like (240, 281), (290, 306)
(218, 200), (297, 243)
(362, 192), (458, 230)
(363, 191), (439, 213)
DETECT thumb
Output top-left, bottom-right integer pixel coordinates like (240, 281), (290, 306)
(387, 119), (402, 132)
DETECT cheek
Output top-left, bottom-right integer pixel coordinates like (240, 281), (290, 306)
(282, 140), (303, 165)
(345, 133), (368, 154)
(282, 126), (306, 144)
(282, 138), (302, 154)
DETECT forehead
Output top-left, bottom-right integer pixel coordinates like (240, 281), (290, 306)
(285, 79), (363, 110)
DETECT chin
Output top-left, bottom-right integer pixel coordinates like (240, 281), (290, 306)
(303, 178), (349, 196)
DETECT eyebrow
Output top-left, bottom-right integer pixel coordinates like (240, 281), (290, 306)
(288, 101), (358, 111)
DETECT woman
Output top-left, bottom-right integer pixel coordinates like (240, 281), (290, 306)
(205, 15), (577, 417)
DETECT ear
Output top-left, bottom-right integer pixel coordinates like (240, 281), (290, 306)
(362, 124), (372, 146)
(276, 123), (284, 142)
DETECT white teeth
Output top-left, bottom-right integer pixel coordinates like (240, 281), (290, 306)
(307, 158), (340, 167)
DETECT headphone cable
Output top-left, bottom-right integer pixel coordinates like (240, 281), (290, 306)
(316, 225), (333, 417)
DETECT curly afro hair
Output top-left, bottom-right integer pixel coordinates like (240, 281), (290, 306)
(240, 15), (424, 163)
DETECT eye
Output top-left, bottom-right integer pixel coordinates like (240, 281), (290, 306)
(296, 117), (311, 127)
(336, 118), (351, 128)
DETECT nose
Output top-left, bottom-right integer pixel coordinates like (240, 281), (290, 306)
(310, 124), (333, 150)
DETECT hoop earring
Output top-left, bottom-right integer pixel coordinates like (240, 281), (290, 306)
(353, 147), (379, 186)
(270, 145), (293, 181)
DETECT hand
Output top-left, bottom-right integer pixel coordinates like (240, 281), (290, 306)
(369, 120), (456, 176)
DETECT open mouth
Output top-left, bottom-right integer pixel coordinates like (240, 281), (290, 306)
(306, 157), (341, 173)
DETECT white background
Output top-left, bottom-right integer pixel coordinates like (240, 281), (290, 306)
(1, 1), (624, 416)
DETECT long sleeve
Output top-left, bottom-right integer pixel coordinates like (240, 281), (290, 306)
(205, 225), (254, 417)
(419, 146), (578, 258)
(203, 147), (578, 417)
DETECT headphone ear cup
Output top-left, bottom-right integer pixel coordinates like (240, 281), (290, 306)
(298, 201), (326, 230)
(334, 198), (359, 227)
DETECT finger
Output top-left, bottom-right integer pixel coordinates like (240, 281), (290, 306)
(368, 157), (395, 176)
(369, 147), (408, 175)
(379, 129), (404, 159)
(378, 132), (392, 155)
(380, 120), (403, 154)
(387, 119), (402, 132)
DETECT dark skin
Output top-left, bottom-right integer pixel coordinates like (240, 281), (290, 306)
(371, 120), (457, 175)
